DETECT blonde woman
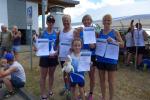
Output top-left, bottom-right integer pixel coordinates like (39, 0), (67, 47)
(96, 14), (124, 100)
(58, 14), (74, 96)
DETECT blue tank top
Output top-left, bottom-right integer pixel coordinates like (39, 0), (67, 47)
(80, 31), (95, 55)
(41, 30), (57, 51)
(96, 29), (118, 64)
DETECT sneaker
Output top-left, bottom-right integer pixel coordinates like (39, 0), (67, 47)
(59, 88), (67, 96)
(4, 91), (15, 98)
(88, 94), (93, 100)
(66, 90), (71, 100)
(49, 91), (54, 97)
(40, 95), (48, 100)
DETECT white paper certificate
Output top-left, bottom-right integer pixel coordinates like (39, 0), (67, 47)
(78, 51), (91, 72)
(83, 27), (96, 44)
(36, 39), (49, 56)
(95, 39), (107, 57)
(104, 42), (119, 60)
(59, 42), (71, 58)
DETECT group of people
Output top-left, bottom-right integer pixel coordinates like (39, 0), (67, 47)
(0, 25), (22, 60)
(0, 25), (25, 98)
(125, 20), (148, 69)
(34, 14), (124, 100)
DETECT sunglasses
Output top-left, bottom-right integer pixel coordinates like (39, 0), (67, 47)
(47, 19), (55, 23)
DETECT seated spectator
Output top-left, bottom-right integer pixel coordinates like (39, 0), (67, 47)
(0, 53), (26, 98)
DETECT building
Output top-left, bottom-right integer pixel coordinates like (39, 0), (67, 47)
(0, 0), (79, 44)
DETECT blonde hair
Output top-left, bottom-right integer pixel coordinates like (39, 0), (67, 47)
(82, 14), (93, 23)
(102, 14), (112, 22)
(62, 14), (71, 22)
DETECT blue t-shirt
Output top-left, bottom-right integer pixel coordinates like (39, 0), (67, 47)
(96, 29), (118, 64)
(70, 53), (84, 83)
(80, 31), (96, 55)
(40, 30), (57, 51)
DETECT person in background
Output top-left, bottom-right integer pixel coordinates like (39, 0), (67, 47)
(96, 14), (124, 100)
(125, 20), (135, 66)
(0, 53), (26, 98)
(34, 15), (59, 100)
(133, 22), (148, 70)
(12, 25), (21, 61)
(0, 25), (13, 58)
(75, 14), (96, 100)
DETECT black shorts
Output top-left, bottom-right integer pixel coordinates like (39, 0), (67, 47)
(60, 61), (65, 68)
(39, 56), (58, 67)
(127, 47), (135, 53)
(91, 55), (97, 66)
(136, 46), (145, 54)
(70, 81), (85, 87)
(96, 62), (117, 71)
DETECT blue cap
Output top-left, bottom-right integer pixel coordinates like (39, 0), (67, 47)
(4, 53), (14, 61)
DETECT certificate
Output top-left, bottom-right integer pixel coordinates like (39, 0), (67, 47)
(78, 51), (91, 72)
(36, 39), (49, 56)
(95, 39), (107, 57)
(83, 27), (96, 44)
(104, 42), (119, 60)
(59, 42), (71, 58)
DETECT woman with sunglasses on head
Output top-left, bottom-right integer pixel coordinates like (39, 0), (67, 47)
(34, 15), (59, 100)
(96, 14), (124, 100)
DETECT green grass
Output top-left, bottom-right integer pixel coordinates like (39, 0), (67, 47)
(20, 52), (150, 100)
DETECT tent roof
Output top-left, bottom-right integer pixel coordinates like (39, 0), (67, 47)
(27, 0), (79, 15)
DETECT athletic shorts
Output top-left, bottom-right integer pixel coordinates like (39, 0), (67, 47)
(127, 47), (135, 53)
(136, 46), (145, 54)
(39, 56), (58, 67)
(97, 62), (117, 71)
(91, 55), (97, 66)
(70, 81), (85, 87)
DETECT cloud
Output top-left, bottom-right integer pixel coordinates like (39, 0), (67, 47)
(64, 0), (150, 23)
(64, 0), (102, 20)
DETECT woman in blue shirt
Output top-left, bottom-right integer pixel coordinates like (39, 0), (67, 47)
(37, 15), (59, 100)
(96, 14), (124, 100)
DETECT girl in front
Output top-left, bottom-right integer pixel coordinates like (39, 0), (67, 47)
(69, 38), (85, 100)
(96, 14), (124, 100)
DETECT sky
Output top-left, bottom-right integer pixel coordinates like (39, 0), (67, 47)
(64, 0), (150, 22)
(39, 0), (150, 27)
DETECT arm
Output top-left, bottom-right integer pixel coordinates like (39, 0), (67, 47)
(0, 67), (17, 78)
(55, 31), (60, 52)
(115, 31), (124, 48)
(143, 30), (148, 41)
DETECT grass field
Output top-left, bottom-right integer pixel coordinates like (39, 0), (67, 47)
(19, 52), (150, 100)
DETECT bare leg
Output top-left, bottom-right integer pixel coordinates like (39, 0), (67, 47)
(71, 87), (77, 100)
(88, 66), (95, 93)
(99, 70), (106, 100)
(39, 67), (48, 97)
(48, 66), (56, 92)
(108, 71), (115, 100)
(137, 54), (143, 66)
(126, 52), (132, 65)
(3, 78), (13, 92)
(79, 87), (85, 100)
